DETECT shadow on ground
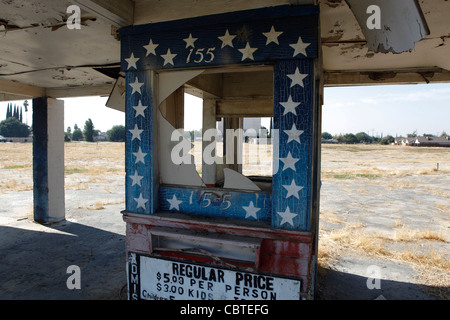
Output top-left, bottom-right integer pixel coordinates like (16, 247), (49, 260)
(0, 220), (126, 300)
(316, 266), (441, 300)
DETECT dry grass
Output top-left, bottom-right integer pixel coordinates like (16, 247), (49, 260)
(319, 215), (449, 299)
(2, 141), (448, 298)
(0, 142), (125, 193)
(77, 199), (125, 211)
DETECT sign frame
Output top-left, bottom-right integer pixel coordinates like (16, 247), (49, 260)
(127, 252), (302, 300)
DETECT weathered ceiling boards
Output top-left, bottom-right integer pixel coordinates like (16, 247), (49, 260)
(0, 0), (449, 98)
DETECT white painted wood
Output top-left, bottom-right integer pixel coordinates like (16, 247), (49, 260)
(73, 0), (134, 27)
(346, 0), (428, 54)
(158, 70), (205, 106)
(157, 110), (205, 187)
(134, 0), (290, 24)
(106, 78), (126, 112)
(223, 168), (261, 191)
(0, 79), (46, 97)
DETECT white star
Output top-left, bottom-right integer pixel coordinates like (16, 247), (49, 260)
(129, 171), (143, 187)
(280, 152), (299, 172)
(242, 201), (261, 220)
(129, 78), (144, 95)
(167, 194), (182, 211)
(183, 33), (198, 48)
(161, 48), (177, 66)
(284, 124), (304, 144)
(133, 101), (147, 118)
(134, 193), (148, 210)
(263, 26), (283, 45)
(280, 95), (301, 116)
(143, 38), (159, 56)
(125, 52), (139, 70)
(277, 206), (298, 227)
(133, 146), (147, 164)
(218, 29), (236, 48)
(238, 42), (258, 61)
(283, 179), (304, 199)
(289, 36), (311, 57)
(287, 67), (308, 88)
(129, 124), (143, 141)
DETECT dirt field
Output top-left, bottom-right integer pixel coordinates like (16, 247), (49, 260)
(0, 142), (448, 299)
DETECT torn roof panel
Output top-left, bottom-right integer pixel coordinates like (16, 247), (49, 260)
(345, 0), (429, 54)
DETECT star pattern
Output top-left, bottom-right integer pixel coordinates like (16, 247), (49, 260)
(161, 48), (177, 66)
(238, 42), (258, 61)
(280, 152), (299, 172)
(129, 171), (144, 187)
(183, 33), (198, 48)
(242, 201), (261, 219)
(263, 26), (283, 45)
(218, 29), (236, 48)
(143, 38), (159, 56)
(133, 101), (147, 118)
(125, 53), (139, 70)
(277, 206), (298, 227)
(122, 19), (315, 227)
(167, 194), (182, 211)
(289, 36), (310, 57)
(280, 95), (300, 116)
(134, 193), (148, 210)
(129, 124), (143, 141)
(282, 179), (304, 199)
(284, 124), (304, 144)
(133, 146), (147, 164)
(287, 67), (308, 88)
(129, 78), (144, 95)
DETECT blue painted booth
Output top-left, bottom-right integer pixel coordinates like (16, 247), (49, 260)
(121, 5), (322, 300)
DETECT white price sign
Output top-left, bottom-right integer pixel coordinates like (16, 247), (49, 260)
(128, 254), (301, 300)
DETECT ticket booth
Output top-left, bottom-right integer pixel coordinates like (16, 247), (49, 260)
(121, 5), (322, 300)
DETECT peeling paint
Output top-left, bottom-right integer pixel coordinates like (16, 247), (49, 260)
(345, 0), (429, 54)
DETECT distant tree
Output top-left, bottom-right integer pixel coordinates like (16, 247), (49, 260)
(0, 117), (30, 137)
(407, 130), (417, 138)
(107, 125), (126, 142)
(340, 133), (358, 144)
(65, 126), (72, 142)
(83, 118), (95, 142)
(321, 132), (333, 140)
(72, 127), (83, 141)
(380, 135), (395, 145)
(355, 132), (372, 144)
(440, 131), (448, 138)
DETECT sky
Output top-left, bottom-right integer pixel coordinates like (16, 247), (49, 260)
(0, 83), (449, 137)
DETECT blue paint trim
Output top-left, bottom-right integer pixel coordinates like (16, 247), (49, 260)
(125, 71), (155, 214)
(32, 98), (49, 223)
(272, 60), (314, 231)
(120, 6), (318, 71)
(158, 185), (272, 222)
(121, 6), (318, 230)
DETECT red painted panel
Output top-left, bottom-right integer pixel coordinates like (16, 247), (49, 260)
(260, 239), (311, 258)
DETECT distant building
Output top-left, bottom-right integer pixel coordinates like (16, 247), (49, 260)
(413, 136), (450, 147)
(394, 137), (415, 146)
(94, 132), (108, 142)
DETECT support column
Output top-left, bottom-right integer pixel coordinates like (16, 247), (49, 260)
(32, 97), (65, 223)
(202, 99), (217, 187)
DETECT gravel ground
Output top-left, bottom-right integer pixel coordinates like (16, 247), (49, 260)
(0, 142), (448, 300)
